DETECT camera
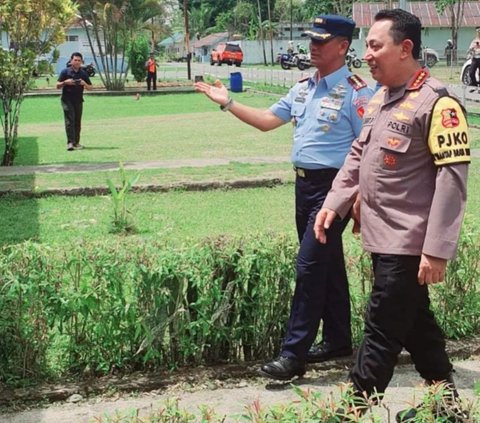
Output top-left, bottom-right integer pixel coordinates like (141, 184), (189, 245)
(74, 79), (81, 85)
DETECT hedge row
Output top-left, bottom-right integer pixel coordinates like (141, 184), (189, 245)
(0, 231), (478, 385)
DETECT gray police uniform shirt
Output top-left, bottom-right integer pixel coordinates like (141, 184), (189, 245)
(269, 65), (374, 170)
(324, 69), (470, 259)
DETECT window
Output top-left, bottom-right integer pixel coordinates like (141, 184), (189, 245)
(65, 35), (79, 42)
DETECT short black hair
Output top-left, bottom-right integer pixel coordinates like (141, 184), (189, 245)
(374, 8), (422, 59)
(70, 52), (83, 60)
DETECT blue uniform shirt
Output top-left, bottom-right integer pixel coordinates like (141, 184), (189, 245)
(270, 65), (374, 169)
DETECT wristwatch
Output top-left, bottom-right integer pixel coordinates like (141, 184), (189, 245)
(220, 98), (234, 112)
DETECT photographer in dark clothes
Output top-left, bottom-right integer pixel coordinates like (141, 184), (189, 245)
(56, 52), (92, 151)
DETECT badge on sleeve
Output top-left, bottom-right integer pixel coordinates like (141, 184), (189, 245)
(428, 97), (470, 166)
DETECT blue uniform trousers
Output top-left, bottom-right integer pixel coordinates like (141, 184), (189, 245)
(282, 169), (351, 361)
(349, 254), (452, 396)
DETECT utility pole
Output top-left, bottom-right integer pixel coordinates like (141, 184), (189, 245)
(290, 0), (293, 41)
(184, 0), (191, 80)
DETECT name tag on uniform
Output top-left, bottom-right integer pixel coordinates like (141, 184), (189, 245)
(294, 96), (306, 103)
(319, 96), (343, 110)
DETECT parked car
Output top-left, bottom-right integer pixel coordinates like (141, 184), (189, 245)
(210, 42), (243, 66)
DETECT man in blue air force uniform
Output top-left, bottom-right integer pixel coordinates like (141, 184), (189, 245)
(195, 15), (374, 380)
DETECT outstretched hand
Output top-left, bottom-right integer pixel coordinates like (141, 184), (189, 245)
(194, 79), (229, 106)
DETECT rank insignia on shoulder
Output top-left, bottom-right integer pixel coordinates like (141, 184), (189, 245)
(298, 76), (309, 83)
(408, 68), (429, 90)
(347, 74), (367, 90)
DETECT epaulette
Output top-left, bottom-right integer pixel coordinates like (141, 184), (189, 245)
(407, 68), (429, 90)
(298, 76), (309, 83)
(347, 74), (367, 91)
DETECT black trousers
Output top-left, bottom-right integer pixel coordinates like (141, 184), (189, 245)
(469, 57), (480, 86)
(146, 71), (157, 90)
(61, 98), (83, 145)
(282, 169), (351, 361)
(349, 254), (452, 396)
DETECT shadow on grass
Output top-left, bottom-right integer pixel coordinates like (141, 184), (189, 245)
(0, 136), (38, 245)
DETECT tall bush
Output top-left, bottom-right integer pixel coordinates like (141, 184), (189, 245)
(128, 36), (150, 83)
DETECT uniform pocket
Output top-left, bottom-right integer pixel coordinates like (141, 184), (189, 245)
(358, 125), (372, 144)
(379, 132), (412, 171)
(291, 102), (306, 118)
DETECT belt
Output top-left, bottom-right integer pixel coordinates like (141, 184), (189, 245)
(293, 166), (338, 178)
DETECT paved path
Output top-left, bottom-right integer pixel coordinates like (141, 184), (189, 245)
(0, 156), (290, 176)
(0, 357), (478, 423)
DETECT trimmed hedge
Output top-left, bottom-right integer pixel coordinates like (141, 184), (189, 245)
(0, 231), (479, 385)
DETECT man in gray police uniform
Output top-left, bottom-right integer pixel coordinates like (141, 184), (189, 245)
(195, 15), (373, 380)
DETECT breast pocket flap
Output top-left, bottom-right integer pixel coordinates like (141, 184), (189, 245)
(380, 133), (411, 153)
(291, 103), (306, 117)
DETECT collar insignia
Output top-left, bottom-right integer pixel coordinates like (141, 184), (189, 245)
(408, 69), (429, 90)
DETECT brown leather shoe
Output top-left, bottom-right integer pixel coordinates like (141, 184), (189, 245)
(307, 343), (353, 363)
(259, 356), (306, 381)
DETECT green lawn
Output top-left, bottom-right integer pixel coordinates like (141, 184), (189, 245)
(0, 91), (479, 247)
(15, 93), (291, 167)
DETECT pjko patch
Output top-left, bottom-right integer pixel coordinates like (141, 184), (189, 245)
(441, 108), (460, 128)
(428, 97), (470, 166)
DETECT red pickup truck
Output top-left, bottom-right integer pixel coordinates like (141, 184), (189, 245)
(210, 43), (243, 67)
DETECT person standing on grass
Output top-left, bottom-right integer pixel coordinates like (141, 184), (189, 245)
(145, 52), (157, 91)
(56, 52), (92, 151)
(314, 9), (469, 421)
(195, 15), (374, 381)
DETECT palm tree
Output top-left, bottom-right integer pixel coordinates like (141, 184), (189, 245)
(78, 0), (165, 90)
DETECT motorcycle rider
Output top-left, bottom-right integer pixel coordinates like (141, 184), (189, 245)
(287, 40), (294, 54)
(297, 43), (308, 54)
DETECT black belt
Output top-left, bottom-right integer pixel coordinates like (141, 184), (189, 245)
(293, 166), (338, 178)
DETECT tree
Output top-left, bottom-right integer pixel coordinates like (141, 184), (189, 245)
(436, 0), (466, 66)
(78, 0), (165, 91)
(128, 35), (150, 82)
(0, 0), (75, 166)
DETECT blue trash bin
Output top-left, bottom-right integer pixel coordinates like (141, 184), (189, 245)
(230, 72), (243, 93)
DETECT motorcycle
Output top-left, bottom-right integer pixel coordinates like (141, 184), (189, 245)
(419, 47), (439, 68)
(277, 51), (298, 70)
(346, 48), (362, 69)
(296, 53), (311, 71)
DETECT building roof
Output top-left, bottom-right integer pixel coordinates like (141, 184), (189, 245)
(353, 2), (480, 28)
(159, 32), (184, 46)
(192, 32), (228, 49)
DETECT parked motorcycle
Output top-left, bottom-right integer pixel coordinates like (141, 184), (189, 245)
(296, 53), (311, 71)
(419, 47), (439, 68)
(277, 51), (298, 70)
(346, 48), (362, 69)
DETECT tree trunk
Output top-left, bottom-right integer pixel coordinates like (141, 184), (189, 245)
(257, 0), (267, 66)
(267, 0), (274, 65)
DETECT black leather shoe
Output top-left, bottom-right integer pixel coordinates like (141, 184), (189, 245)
(307, 343), (353, 363)
(259, 356), (306, 381)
